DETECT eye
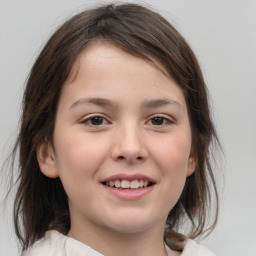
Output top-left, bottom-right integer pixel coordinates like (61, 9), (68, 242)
(147, 116), (173, 126)
(151, 117), (165, 125)
(82, 115), (109, 126)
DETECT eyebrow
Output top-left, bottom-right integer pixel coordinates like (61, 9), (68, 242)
(70, 97), (117, 109)
(70, 97), (183, 110)
(142, 99), (183, 110)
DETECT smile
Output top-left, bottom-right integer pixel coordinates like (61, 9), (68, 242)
(103, 179), (153, 189)
(101, 174), (156, 199)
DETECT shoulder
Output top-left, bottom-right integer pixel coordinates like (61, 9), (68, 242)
(181, 239), (216, 256)
(22, 230), (66, 256)
(22, 230), (103, 256)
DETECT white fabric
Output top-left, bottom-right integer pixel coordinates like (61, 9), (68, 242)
(23, 230), (216, 256)
(22, 230), (103, 256)
(178, 239), (216, 256)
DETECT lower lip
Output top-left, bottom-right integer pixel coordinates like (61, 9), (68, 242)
(102, 184), (154, 200)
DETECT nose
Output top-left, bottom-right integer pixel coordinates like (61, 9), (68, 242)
(110, 124), (148, 164)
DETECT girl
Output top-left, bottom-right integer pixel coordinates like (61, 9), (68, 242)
(10, 3), (219, 256)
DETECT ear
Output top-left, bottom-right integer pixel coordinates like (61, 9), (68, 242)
(36, 141), (59, 178)
(186, 154), (196, 177)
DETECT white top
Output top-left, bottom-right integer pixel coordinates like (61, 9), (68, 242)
(23, 230), (216, 256)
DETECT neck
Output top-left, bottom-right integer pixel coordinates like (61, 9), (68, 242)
(67, 219), (175, 256)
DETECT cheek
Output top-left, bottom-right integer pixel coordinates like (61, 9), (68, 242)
(153, 135), (192, 173)
(54, 133), (109, 180)
(53, 136), (108, 205)
(151, 135), (192, 199)
(161, 150), (188, 188)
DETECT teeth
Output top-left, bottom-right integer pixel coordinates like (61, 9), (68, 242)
(139, 180), (144, 187)
(105, 179), (151, 189)
(144, 180), (149, 187)
(114, 180), (121, 188)
(121, 180), (129, 188)
(130, 180), (139, 189)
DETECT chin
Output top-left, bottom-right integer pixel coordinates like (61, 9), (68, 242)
(103, 213), (159, 234)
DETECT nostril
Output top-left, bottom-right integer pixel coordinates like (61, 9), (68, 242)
(116, 155), (143, 161)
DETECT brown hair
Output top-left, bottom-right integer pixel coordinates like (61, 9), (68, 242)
(10, 3), (219, 252)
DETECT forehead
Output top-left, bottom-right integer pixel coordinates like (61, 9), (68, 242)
(60, 41), (186, 110)
(66, 40), (172, 85)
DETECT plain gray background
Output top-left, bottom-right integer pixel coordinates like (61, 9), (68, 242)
(1, 0), (255, 255)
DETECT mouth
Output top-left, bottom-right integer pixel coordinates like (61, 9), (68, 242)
(102, 179), (155, 190)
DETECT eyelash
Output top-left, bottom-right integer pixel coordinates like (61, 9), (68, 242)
(146, 115), (174, 126)
(81, 115), (110, 126)
(80, 114), (174, 127)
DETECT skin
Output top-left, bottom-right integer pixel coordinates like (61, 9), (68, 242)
(37, 41), (195, 256)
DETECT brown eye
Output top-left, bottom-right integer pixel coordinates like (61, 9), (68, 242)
(82, 116), (108, 126)
(151, 117), (164, 125)
(90, 116), (104, 125)
(148, 116), (173, 126)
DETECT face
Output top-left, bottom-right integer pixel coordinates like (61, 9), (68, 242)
(37, 42), (195, 238)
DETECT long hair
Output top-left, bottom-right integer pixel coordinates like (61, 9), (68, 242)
(9, 3), (219, 251)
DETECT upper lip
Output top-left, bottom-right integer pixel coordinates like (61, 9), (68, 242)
(101, 174), (156, 183)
